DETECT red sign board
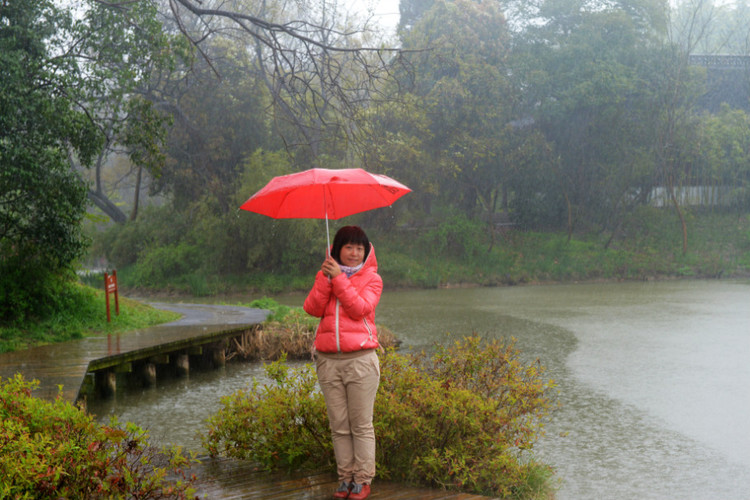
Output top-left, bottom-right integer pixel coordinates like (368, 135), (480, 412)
(104, 270), (119, 322)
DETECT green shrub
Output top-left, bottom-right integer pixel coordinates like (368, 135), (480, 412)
(376, 337), (556, 498)
(248, 297), (292, 322)
(377, 251), (439, 288)
(132, 242), (203, 288)
(204, 337), (557, 499)
(0, 258), (88, 324)
(419, 213), (486, 260)
(0, 266), (99, 333)
(204, 355), (332, 470)
(0, 374), (197, 499)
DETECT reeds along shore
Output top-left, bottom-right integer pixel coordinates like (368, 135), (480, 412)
(226, 323), (400, 362)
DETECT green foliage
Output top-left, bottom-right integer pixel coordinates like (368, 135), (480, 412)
(375, 337), (556, 498)
(0, 284), (179, 353)
(133, 243), (203, 288)
(98, 205), (191, 268)
(254, 298), (320, 334)
(420, 213), (487, 260)
(204, 337), (556, 499)
(376, 250), (441, 288)
(153, 38), (272, 209)
(0, 374), (196, 499)
(1, 0), (96, 320)
(81, 0), (750, 294)
(96, 149), (325, 292)
(0, 262), (83, 324)
(203, 357), (332, 470)
(96, 206), (750, 294)
(78, 0), (180, 177)
(0, 0), (181, 320)
(248, 297), (291, 322)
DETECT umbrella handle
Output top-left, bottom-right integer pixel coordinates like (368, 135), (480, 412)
(324, 188), (331, 256)
(326, 210), (331, 257)
(325, 206), (331, 282)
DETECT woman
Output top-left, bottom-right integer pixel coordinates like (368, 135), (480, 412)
(303, 226), (382, 500)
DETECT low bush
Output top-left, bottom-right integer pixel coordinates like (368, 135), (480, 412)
(204, 336), (557, 499)
(377, 337), (556, 498)
(203, 355), (332, 470)
(0, 374), (197, 499)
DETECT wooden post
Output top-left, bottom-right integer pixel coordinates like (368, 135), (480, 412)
(139, 362), (157, 388)
(104, 270), (119, 322)
(174, 353), (190, 378)
(95, 370), (117, 399)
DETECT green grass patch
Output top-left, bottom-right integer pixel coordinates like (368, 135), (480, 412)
(0, 282), (179, 353)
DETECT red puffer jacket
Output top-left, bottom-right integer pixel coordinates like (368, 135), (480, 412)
(303, 244), (382, 353)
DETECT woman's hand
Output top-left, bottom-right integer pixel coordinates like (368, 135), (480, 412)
(321, 256), (342, 278)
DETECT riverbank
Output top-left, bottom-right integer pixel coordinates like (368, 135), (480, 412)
(0, 288), (180, 353)
(6, 210), (748, 353)
(94, 210), (750, 297)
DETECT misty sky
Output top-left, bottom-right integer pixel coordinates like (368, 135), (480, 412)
(351, 0), (399, 33)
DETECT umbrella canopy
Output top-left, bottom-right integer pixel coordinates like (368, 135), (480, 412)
(240, 168), (411, 219)
(239, 167), (411, 249)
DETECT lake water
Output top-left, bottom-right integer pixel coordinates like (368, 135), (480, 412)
(89, 280), (750, 499)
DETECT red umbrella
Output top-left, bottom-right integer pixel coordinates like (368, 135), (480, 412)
(240, 168), (411, 249)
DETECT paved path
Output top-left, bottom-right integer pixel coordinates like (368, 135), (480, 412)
(0, 303), (268, 401)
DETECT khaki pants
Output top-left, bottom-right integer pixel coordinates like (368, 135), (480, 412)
(315, 349), (380, 485)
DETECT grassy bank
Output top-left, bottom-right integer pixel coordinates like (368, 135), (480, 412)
(0, 283), (179, 353)
(375, 209), (750, 289)
(104, 209), (750, 296)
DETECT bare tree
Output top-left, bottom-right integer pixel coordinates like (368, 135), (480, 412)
(81, 0), (414, 224)
(160, 0), (410, 159)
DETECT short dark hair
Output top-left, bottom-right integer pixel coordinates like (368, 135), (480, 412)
(331, 226), (370, 264)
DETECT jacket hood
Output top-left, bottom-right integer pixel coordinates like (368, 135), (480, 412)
(361, 243), (377, 273)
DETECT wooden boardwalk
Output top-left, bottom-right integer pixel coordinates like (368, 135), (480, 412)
(187, 457), (498, 499)
(0, 303), (268, 401)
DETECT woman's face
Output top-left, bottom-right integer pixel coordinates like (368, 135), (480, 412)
(339, 242), (365, 267)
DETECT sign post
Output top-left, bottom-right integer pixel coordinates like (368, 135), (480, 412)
(104, 270), (119, 322)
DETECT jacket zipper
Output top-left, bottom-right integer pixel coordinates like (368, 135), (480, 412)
(335, 298), (341, 352)
(361, 318), (373, 347)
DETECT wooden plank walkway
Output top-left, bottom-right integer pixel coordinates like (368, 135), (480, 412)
(0, 303), (268, 401)
(187, 457), (499, 499)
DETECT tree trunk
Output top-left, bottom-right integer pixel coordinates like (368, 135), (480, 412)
(564, 191), (573, 242)
(130, 165), (143, 221)
(667, 179), (688, 256)
(487, 188), (499, 253)
(88, 190), (127, 224)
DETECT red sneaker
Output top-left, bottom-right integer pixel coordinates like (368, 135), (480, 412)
(348, 483), (370, 500)
(333, 481), (352, 499)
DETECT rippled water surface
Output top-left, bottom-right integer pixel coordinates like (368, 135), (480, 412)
(90, 280), (750, 500)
